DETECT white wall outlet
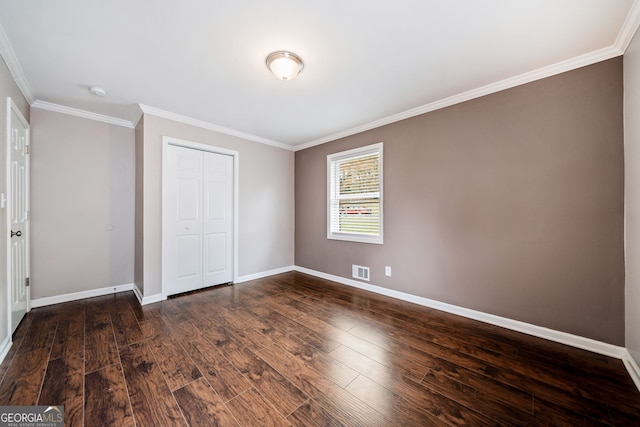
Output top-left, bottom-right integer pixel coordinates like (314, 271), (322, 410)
(385, 266), (392, 276)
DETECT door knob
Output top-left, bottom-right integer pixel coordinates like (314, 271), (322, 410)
(10, 230), (21, 237)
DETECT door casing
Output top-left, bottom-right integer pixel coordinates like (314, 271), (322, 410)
(161, 136), (239, 299)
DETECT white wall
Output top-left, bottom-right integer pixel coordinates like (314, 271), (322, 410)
(138, 114), (295, 298)
(0, 55), (29, 357)
(30, 108), (135, 299)
(625, 27), (640, 366)
(134, 117), (144, 294)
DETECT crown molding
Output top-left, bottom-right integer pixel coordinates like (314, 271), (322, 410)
(0, 23), (34, 104)
(32, 100), (135, 128)
(138, 104), (293, 151)
(294, 1), (640, 151)
(131, 106), (144, 128)
(294, 46), (623, 151)
(615, 0), (640, 53)
(2, 1), (639, 151)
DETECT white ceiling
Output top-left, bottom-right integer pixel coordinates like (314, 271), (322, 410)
(0, 0), (638, 149)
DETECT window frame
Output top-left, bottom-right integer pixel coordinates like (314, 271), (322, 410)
(326, 142), (384, 244)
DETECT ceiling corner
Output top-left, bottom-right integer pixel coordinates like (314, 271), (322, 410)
(0, 22), (34, 104)
(138, 104), (294, 151)
(616, 0), (640, 53)
(32, 100), (135, 128)
(132, 104), (144, 128)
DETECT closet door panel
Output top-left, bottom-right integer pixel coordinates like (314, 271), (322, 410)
(203, 151), (234, 286)
(165, 145), (204, 295)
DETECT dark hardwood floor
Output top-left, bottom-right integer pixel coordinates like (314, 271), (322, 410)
(0, 271), (638, 426)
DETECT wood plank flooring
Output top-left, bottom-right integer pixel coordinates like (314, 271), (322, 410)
(0, 271), (638, 426)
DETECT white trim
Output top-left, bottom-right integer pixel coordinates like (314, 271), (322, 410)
(161, 136), (240, 300)
(0, 335), (11, 366)
(327, 143), (384, 244)
(133, 284), (164, 306)
(141, 293), (164, 305)
(0, 2), (637, 152)
(294, 48), (624, 151)
(133, 284), (143, 304)
(623, 350), (640, 392)
(616, 0), (640, 53)
(31, 100), (134, 128)
(131, 107), (144, 128)
(235, 266), (295, 283)
(30, 283), (134, 308)
(138, 266), (297, 303)
(293, 0), (640, 152)
(294, 266), (627, 359)
(140, 104), (293, 151)
(0, 25), (34, 104)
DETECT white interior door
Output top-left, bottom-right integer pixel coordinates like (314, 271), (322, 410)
(6, 98), (29, 334)
(165, 144), (233, 296)
(203, 151), (233, 285)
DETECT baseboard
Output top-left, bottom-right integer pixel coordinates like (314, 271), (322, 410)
(31, 283), (135, 308)
(130, 266), (296, 306)
(133, 284), (164, 306)
(133, 284), (143, 305)
(623, 350), (640, 392)
(294, 266), (626, 359)
(235, 265), (295, 284)
(0, 335), (11, 367)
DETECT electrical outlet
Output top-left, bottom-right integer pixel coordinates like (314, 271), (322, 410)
(385, 266), (392, 276)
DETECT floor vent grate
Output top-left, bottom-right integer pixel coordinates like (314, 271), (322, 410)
(352, 265), (370, 281)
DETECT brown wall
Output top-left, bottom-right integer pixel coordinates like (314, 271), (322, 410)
(295, 57), (625, 345)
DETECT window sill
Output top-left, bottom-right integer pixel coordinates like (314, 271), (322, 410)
(327, 233), (383, 245)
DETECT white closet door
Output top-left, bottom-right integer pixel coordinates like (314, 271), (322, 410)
(202, 151), (233, 286)
(165, 145), (203, 295)
(165, 144), (234, 296)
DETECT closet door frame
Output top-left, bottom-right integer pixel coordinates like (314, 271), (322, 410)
(161, 136), (239, 299)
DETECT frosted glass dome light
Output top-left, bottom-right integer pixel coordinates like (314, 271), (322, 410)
(266, 51), (304, 81)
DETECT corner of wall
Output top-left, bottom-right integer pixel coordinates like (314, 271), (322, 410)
(624, 11), (640, 379)
(0, 334), (11, 366)
(623, 349), (640, 392)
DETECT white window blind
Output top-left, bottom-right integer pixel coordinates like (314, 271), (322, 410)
(327, 143), (383, 244)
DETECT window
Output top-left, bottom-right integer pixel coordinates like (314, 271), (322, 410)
(327, 143), (383, 244)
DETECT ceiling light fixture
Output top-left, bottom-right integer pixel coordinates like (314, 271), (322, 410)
(89, 85), (107, 97)
(266, 51), (304, 81)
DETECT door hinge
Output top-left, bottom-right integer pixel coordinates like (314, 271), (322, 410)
(24, 145), (30, 155)
(25, 277), (30, 287)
